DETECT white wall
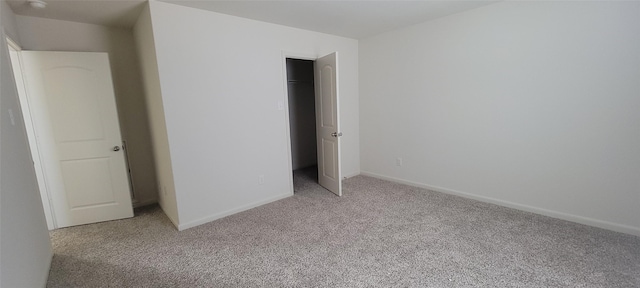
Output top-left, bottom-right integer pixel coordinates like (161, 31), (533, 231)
(360, 1), (640, 236)
(1, 3), (53, 286)
(147, 1), (359, 229)
(133, 4), (179, 225)
(16, 16), (159, 207)
(286, 59), (317, 170)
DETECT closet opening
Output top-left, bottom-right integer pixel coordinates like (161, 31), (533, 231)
(285, 58), (319, 190)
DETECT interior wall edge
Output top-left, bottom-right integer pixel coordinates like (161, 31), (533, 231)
(132, 1), (180, 225)
(157, 201), (179, 230)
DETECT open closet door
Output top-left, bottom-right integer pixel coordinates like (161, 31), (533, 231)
(314, 52), (342, 196)
(21, 51), (133, 228)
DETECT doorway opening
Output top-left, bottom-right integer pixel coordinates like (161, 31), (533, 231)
(285, 58), (319, 192)
(6, 42), (135, 230)
(285, 52), (342, 196)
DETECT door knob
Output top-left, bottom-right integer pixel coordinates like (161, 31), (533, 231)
(331, 132), (343, 137)
(113, 146), (121, 151)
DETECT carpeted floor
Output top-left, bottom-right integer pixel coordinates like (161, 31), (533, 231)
(47, 167), (640, 287)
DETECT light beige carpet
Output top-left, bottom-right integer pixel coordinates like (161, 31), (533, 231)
(47, 167), (640, 287)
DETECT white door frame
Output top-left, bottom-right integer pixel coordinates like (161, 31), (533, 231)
(6, 37), (56, 229)
(281, 51), (341, 195)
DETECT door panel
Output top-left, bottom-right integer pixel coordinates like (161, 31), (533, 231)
(21, 51), (133, 228)
(61, 158), (116, 208)
(45, 67), (104, 142)
(320, 65), (335, 127)
(321, 139), (337, 180)
(315, 52), (341, 196)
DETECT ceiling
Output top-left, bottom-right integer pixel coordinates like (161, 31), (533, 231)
(6, 0), (498, 39)
(7, 0), (147, 28)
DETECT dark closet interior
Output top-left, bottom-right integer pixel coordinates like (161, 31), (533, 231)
(286, 58), (317, 173)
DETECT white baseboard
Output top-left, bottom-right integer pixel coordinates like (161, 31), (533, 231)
(343, 171), (360, 179)
(177, 192), (293, 231)
(361, 171), (640, 237)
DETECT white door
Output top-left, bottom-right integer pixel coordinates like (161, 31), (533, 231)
(21, 51), (133, 228)
(314, 52), (342, 196)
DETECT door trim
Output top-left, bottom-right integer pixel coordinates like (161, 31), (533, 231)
(6, 38), (57, 229)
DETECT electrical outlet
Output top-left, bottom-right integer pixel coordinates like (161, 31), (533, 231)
(396, 157), (403, 167)
(258, 175), (265, 185)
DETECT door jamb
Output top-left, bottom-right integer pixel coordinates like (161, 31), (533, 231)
(6, 36), (57, 229)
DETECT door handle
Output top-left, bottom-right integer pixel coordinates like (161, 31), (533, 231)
(113, 146), (121, 151)
(331, 132), (343, 137)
